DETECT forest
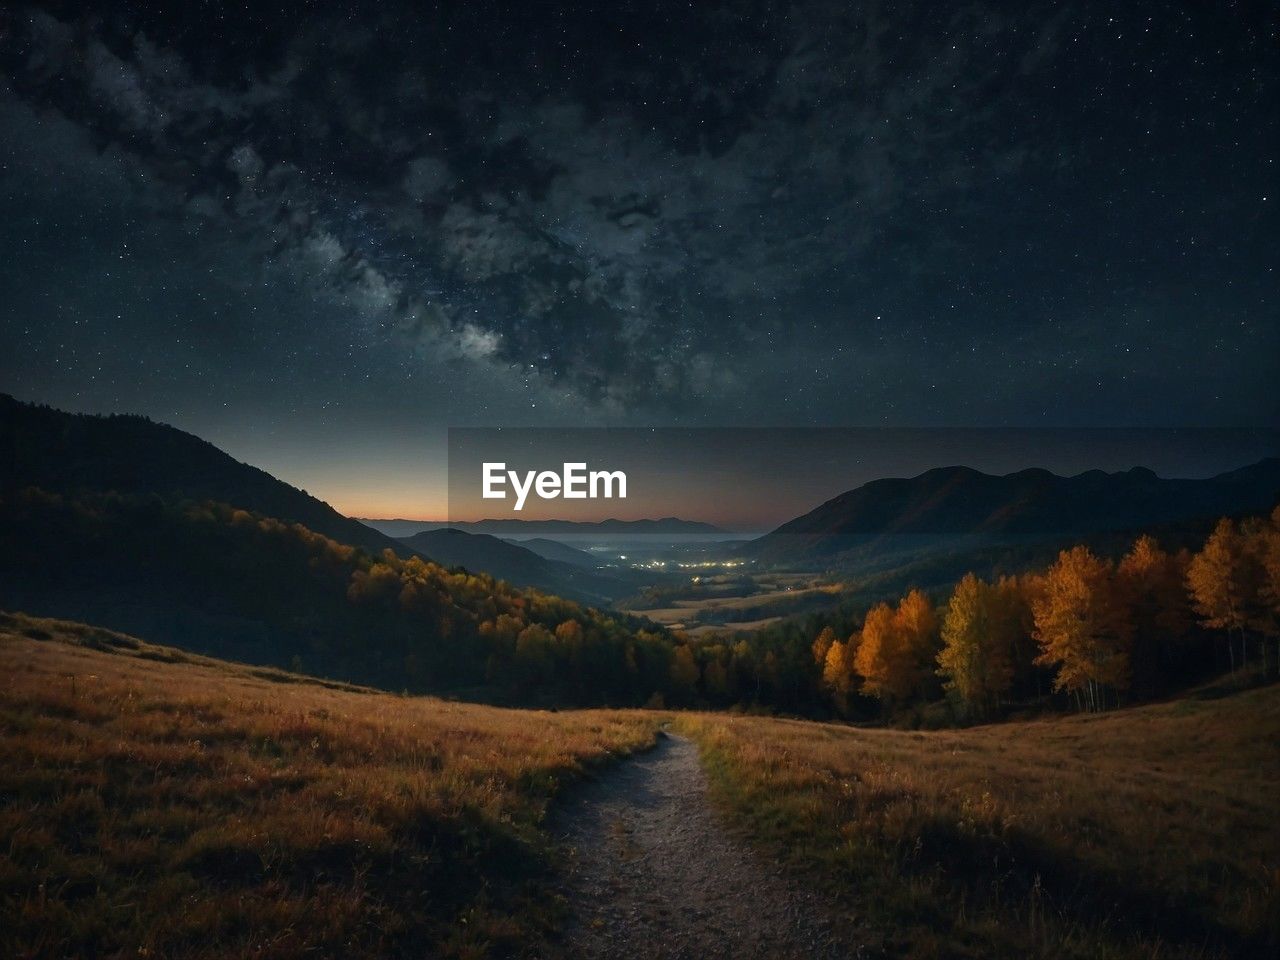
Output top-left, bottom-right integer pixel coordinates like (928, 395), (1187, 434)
(686, 509), (1280, 722)
(2, 485), (1277, 722)
(0, 489), (671, 705)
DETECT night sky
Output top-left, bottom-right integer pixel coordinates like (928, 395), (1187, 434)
(1, 1), (1277, 517)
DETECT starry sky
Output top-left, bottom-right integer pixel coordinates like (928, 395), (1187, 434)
(1, 1), (1277, 518)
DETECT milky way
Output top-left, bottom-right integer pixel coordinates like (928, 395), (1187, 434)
(1, 1), (1277, 446)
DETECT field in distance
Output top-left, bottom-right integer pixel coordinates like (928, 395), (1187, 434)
(625, 572), (845, 633)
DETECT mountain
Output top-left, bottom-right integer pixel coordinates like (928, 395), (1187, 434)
(746, 459), (1280, 566)
(0, 488), (670, 704)
(0, 394), (409, 558)
(398, 528), (628, 604)
(362, 517), (724, 538)
(508, 537), (599, 567)
(356, 518), (441, 538)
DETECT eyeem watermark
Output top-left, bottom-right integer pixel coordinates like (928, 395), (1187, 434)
(482, 462), (627, 511)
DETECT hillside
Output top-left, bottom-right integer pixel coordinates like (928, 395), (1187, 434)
(4, 610), (1276, 959)
(0, 394), (408, 557)
(746, 459), (1280, 567)
(0, 489), (677, 705)
(510, 536), (600, 567)
(681, 681), (1280, 959)
(0, 612), (659, 960)
(400, 528), (630, 604)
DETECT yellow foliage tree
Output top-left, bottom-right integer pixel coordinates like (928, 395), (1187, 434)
(1032, 546), (1131, 711)
(937, 573), (1013, 715)
(822, 638), (854, 710)
(1187, 518), (1259, 671)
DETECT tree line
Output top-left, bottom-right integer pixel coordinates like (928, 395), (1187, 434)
(4, 487), (1277, 720)
(802, 508), (1280, 718)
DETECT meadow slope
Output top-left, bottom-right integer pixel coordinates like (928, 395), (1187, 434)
(3, 610), (1278, 959)
(680, 688), (1280, 959)
(0, 612), (658, 959)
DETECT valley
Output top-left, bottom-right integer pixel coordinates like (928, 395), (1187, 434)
(621, 571), (846, 634)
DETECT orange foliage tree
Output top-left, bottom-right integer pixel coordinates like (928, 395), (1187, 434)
(855, 590), (939, 704)
(812, 625), (838, 667)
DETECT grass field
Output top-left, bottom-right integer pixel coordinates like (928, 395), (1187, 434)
(4, 609), (1278, 959)
(679, 687), (1280, 959)
(0, 612), (659, 960)
(631, 573), (843, 632)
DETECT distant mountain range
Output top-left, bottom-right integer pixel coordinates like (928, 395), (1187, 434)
(745, 459), (1280, 567)
(360, 517), (724, 538)
(7, 392), (1277, 630)
(0, 394), (406, 558)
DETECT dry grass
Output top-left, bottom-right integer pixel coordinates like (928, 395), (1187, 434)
(679, 685), (1280, 959)
(0, 612), (659, 960)
(7, 608), (1278, 959)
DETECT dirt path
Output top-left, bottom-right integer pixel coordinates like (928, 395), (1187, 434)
(547, 731), (853, 959)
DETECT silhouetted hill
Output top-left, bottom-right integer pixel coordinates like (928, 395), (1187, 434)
(746, 459), (1280, 566)
(399, 528), (628, 604)
(510, 537), (599, 567)
(0, 394), (407, 557)
(356, 518), (439, 538)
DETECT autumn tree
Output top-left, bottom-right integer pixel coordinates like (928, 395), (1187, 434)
(1187, 518), (1262, 672)
(513, 623), (555, 689)
(1116, 534), (1192, 692)
(730, 639), (762, 702)
(992, 574), (1041, 698)
(937, 573), (1013, 716)
(702, 649), (733, 702)
(1256, 507), (1280, 676)
(821, 638), (856, 712)
(855, 591), (939, 705)
(1032, 546), (1131, 711)
(669, 644), (700, 704)
(897, 588), (940, 673)
(853, 603), (898, 701)
(812, 626), (838, 667)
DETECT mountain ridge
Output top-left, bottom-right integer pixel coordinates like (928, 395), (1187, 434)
(361, 516), (725, 537)
(0, 393), (410, 558)
(746, 458), (1280, 565)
